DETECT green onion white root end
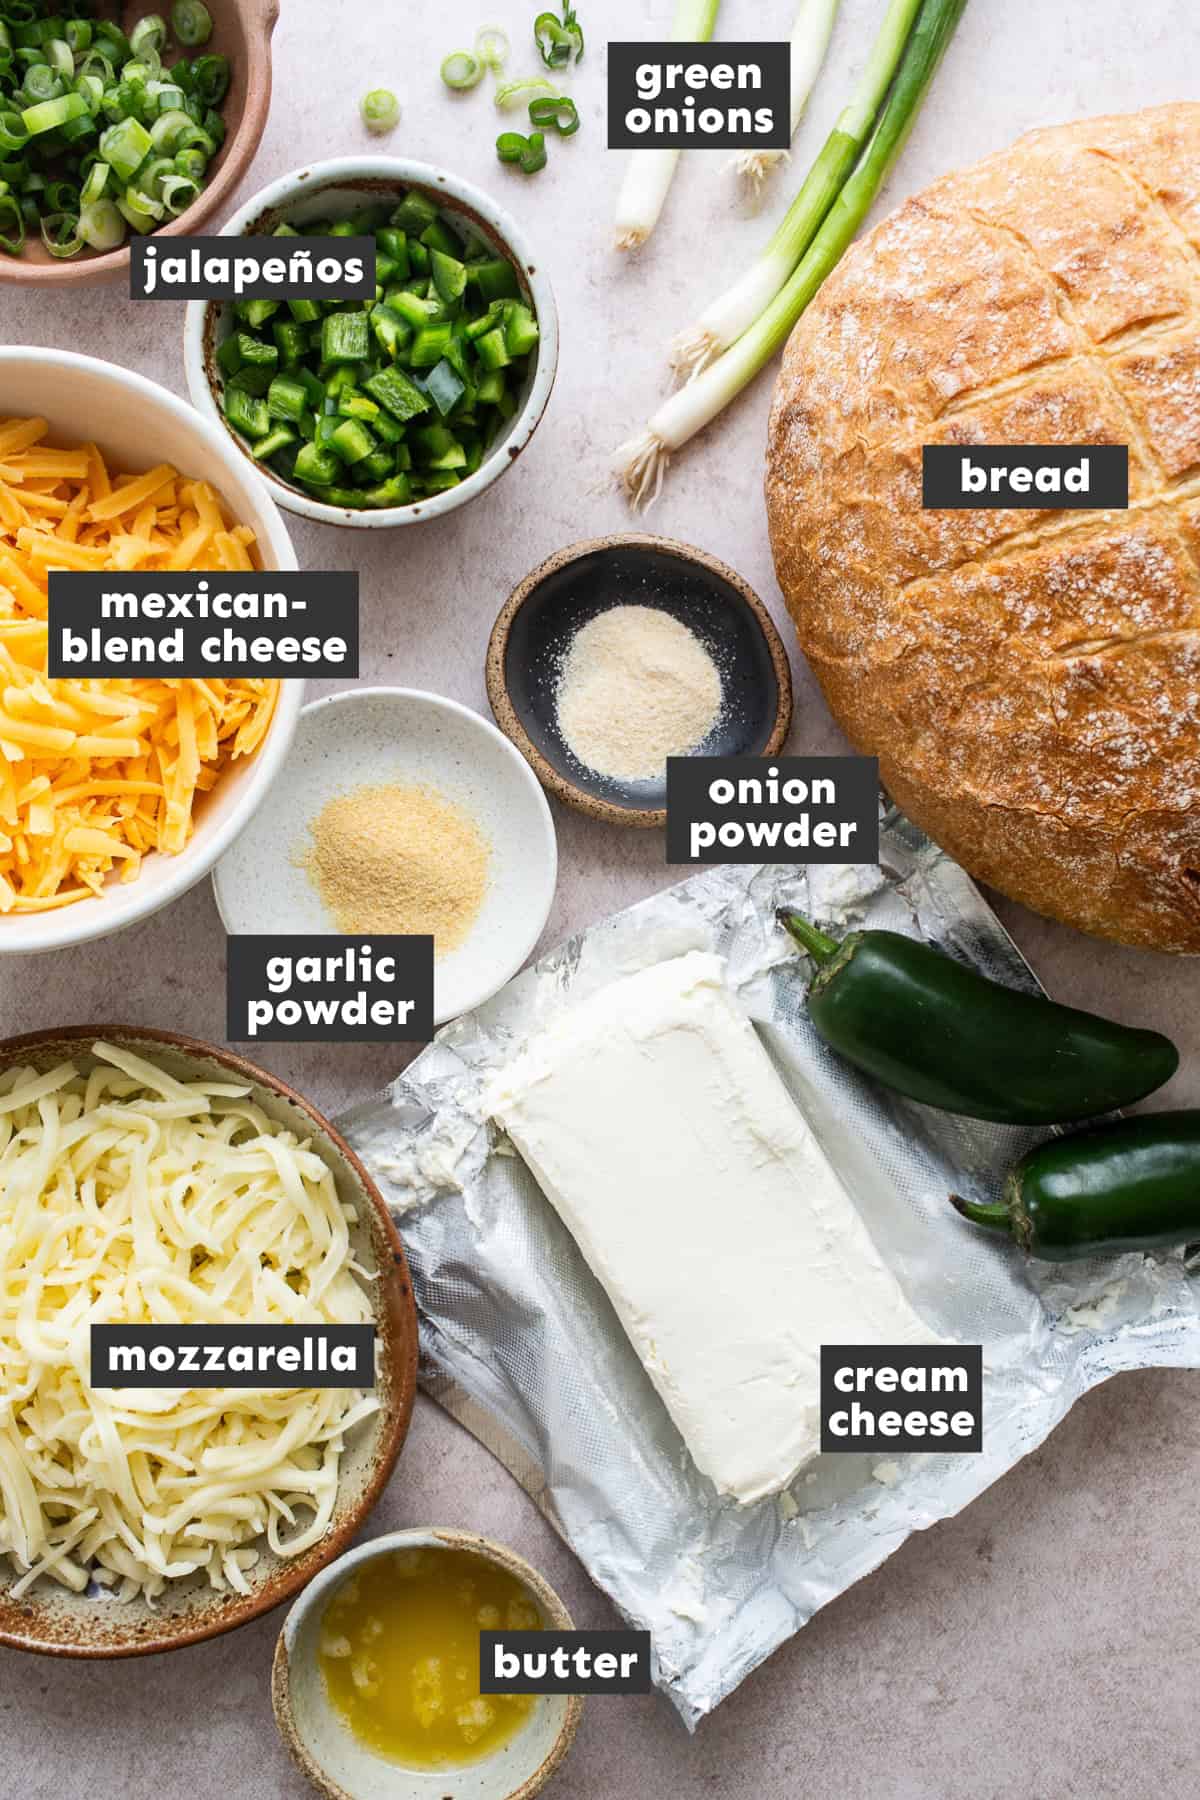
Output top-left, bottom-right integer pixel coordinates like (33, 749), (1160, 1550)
(612, 0), (720, 252)
(731, 0), (840, 200)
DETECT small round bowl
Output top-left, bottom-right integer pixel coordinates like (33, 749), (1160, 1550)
(184, 157), (560, 529)
(0, 346), (302, 955)
(212, 688), (558, 1026)
(0, 0), (278, 287)
(487, 535), (794, 828)
(0, 1025), (419, 1659)
(272, 1527), (583, 1800)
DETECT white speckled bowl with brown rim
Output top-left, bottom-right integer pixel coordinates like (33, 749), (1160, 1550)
(272, 1527), (584, 1800)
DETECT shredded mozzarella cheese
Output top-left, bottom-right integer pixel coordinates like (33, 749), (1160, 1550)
(0, 1042), (378, 1603)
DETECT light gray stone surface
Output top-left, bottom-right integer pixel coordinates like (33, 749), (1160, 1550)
(2, 3), (1199, 1796)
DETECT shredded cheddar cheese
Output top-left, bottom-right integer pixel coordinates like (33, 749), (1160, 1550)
(0, 419), (278, 914)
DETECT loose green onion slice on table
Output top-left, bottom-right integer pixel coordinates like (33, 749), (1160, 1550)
(495, 129), (547, 172)
(494, 73), (557, 110)
(528, 93), (577, 134)
(670, 0), (919, 378)
(170, 0), (213, 49)
(360, 85), (401, 131)
(0, 0), (231, 258)
(534, 4), (583, 69)
(475, 26), (509, 70)
(616, 0), (968, 506)
(519, 129), (547, 172)
(440, 52), (482, 92)
(215, 191), (539, 510)
(614, 0), (720, 250)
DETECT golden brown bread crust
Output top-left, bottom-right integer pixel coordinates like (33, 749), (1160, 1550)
(766, 104), (1200, 952)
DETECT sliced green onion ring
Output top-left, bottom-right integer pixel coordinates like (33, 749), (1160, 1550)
(360, 87), (400, 132)
(130, 14), (168, 60)
(440, 50), (482, 91)
(127, 185), (165, 220)
(0, 191), (24, 253)
(534, 10), (582, 70)
(80, 160), (108, 204)
(160, 171), (199, 215)
(528, 93), (578, 135)
(475, 25), (509, 70)
(520, 129), (548, 173)
(495, 130), (528, 164)
(47, 39), (74, 79)
(150, 106), (194, 150)
(40, 210), (83, 257)
(79, 196), (124, 250)
(0, 112), (30, 153)
(45, 179), (80, 214)
(191, 53), (229, 105)
(494, 73), (557, 111)
(22, 92), (88, 136)
(170, 0), (213, 49)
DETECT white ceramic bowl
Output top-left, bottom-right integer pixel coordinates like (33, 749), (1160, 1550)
(0, 348), (301, 956)
(272, 1528), (583, 1800)
(183, 157), (560, 530)
(212, 688), (558, 1025)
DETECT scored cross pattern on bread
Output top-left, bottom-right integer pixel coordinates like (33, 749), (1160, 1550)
(766, 103), (1200, 952)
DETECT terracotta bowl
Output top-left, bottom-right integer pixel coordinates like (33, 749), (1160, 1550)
(487, 535), (795, 829)
(0, 0), (277, 286)
(0, 1025), (418, 1657)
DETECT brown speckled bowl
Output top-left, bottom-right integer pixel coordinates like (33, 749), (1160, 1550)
(0, 1025), (417, 1657)
(272, 1528), (584, 1800)
(0, 0), (277, 286)
(487, 535), (795, 829)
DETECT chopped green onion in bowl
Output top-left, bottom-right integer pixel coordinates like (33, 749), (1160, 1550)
(0, 0), (231, 260)
(360, 87), (400, 133)
(170, 0), (213, 50)
(213, 187), (541, 512)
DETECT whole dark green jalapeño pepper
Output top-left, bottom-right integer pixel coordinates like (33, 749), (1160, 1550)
(777, 909), (1178, 1126)
(951, 1113), (1200, 1261)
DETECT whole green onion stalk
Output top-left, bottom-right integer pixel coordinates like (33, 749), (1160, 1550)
(617, 0), (967, 507)
(613, 0), (721, 252)
(732, 0), (840, 199)
(672, 0), (920, 379)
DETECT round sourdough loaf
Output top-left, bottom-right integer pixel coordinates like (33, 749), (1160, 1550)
(766, 104), (1200, 952)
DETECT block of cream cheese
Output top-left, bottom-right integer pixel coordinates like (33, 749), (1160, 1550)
(488, 950), (941, 1505)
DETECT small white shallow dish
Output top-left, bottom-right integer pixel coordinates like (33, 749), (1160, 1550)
(0, 347), (301, 956)
(212, 688), (557, 1025)
(272, 1527), (583, 1800)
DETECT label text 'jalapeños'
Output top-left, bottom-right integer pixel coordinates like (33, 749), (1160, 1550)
(131, 236), (377, 300)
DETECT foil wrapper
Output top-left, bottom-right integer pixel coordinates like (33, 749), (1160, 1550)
(339, 813), (1200, 1729)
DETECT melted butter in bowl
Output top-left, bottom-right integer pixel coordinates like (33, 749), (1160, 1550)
(318, 1546), (541, 1770)
(273, 1527), (583, 1800)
